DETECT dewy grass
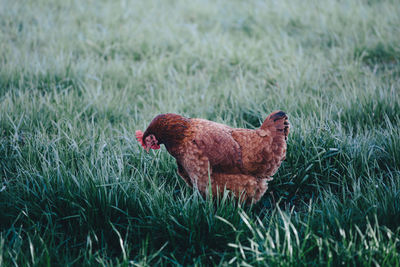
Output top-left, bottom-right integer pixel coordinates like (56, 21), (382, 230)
(1, 0), (400, 265)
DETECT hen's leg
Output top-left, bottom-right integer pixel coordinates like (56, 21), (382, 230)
(177, 162), (193, 187)
(181, 155), (212, 195)
(181, 154), (268, 203)
(212, 173), (268, 203)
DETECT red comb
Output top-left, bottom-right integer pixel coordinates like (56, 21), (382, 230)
(135, 130), (145, 148)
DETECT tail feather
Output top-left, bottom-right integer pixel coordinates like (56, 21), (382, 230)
(260, 111), (290, 177)
(261, 111), (290, 140)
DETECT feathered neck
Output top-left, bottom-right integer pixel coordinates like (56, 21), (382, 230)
(143, 113), (191, 149)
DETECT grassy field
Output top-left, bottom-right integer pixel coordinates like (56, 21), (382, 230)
(1, 0), (400, 265)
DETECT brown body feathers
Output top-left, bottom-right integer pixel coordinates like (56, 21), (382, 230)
(137, 111), (289, 203)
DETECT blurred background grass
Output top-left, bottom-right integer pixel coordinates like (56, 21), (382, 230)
(0, 0), (399, 265)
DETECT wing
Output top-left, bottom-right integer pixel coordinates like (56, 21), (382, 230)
(175, 119), (242, 194)
(190, 119), (242, 173)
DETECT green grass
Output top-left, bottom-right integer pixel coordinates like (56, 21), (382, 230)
(1, 0), (400, 265)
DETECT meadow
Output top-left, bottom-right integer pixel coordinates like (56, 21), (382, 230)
(1, 0), (400, 265)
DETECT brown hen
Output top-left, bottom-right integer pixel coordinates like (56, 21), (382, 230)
(136, 111), (289, 203)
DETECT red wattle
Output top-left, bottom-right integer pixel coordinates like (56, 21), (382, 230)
(151, 144), (161, 150)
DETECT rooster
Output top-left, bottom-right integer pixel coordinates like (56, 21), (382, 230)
(136, 111), (289, 203)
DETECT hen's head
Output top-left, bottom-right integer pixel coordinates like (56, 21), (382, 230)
(136, 113), (190, 152)
(135, 130), (160, 152)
